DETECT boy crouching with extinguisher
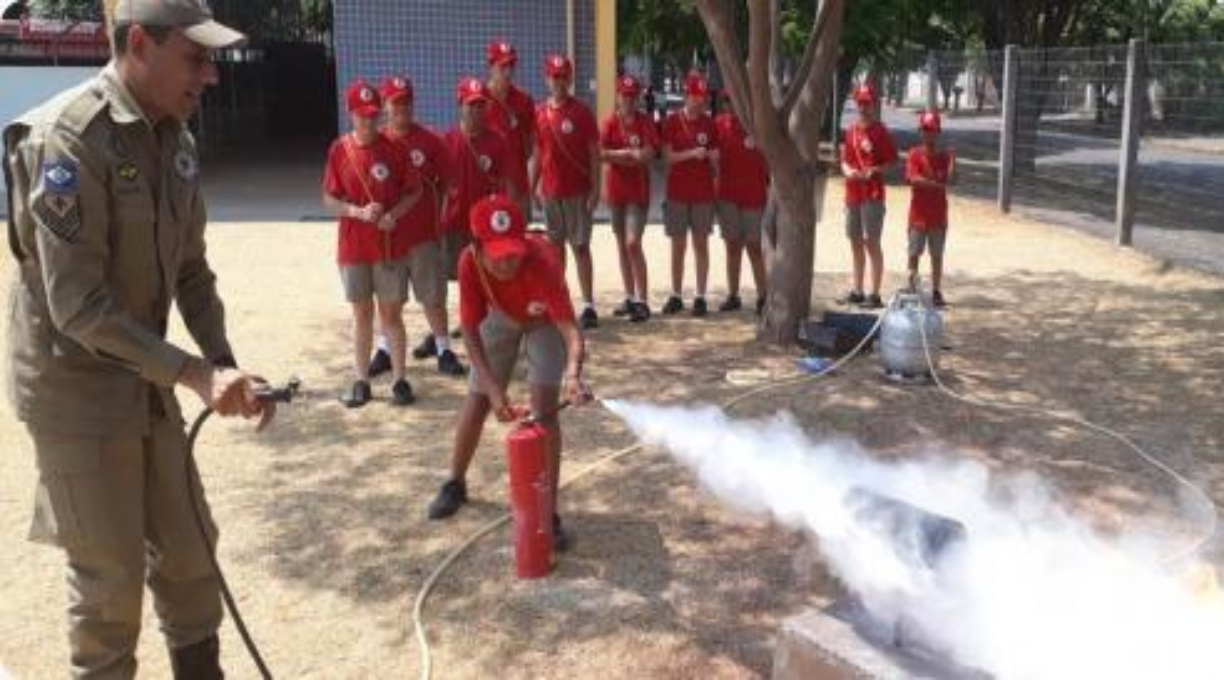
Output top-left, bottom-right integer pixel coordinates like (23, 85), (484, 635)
(426, 194), (592, 551)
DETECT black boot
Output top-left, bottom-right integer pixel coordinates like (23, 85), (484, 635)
(170, 634), (223, 680)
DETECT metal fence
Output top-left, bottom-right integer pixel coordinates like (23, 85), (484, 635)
(897, 42), (1224, 271)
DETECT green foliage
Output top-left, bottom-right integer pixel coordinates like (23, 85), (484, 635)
(32, 0), (100, 22)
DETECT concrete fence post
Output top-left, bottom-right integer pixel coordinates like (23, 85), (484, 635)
(926, 51), (939, 111)
(1116, 38), (1146, 246)
(998, 45), (1018, 213)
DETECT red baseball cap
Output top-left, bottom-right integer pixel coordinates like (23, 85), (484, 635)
(346, 80), (381, 118)
(380, 76), (413, 104)
(685, 72), (709, 99)
(456, 76), (489, 105)
(852, 83), (878, 104)
(544, 53), (573, 79)
(616, 74), (642, 96)
(919, 110), (942, 133)
(487, 40), (518, 67)
(470, 194), (528, 262)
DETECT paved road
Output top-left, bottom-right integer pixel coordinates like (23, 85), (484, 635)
(871, 104), (1224, 276)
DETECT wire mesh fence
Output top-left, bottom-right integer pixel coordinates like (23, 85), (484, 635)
(893, 41), (1224, 268)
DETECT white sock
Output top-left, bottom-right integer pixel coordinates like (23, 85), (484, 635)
(377, 336), (390, 353)
(435, 335), (451, 354)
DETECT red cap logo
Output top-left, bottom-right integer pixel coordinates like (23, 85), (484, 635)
(346, 80), (381, 117)
(487, 41), (518, 67)
(470, 194), (529, 262)
(545, 54), (573, 79)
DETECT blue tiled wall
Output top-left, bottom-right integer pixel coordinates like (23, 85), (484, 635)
(332, 1), (598, 133)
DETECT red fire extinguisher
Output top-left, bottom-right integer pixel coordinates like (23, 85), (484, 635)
(506, 420), (555, 578)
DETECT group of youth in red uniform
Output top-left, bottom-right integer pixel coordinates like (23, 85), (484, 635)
(839, 83), (955, 309)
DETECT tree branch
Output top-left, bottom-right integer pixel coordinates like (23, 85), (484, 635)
(787, 0), (847, 162)
(781, 0), (832, 119)
(695, 0), (754, 128)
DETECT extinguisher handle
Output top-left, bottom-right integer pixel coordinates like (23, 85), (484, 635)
(520, 399), (573, 425)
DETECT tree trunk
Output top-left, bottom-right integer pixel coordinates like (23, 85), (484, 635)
(760, 167), (822, 345)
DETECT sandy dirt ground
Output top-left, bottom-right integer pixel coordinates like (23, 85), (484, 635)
(1, 183), (1223, 679)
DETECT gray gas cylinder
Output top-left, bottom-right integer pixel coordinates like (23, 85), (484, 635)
(879, 291), (943, 377)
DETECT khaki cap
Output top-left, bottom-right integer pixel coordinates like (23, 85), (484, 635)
(114, 0), (247, 49)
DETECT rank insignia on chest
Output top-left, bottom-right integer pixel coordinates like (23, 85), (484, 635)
(117, 161), (140, 182)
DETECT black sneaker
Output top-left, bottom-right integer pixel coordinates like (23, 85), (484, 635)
(552, 514), (572, 553)
(862, 293), (884, 309)
(692, 297), (708, 317)
(718, 294), (742, 312)
(932, 290), (946, 308)
(843, 290), (866, 306)
(391, 378), (415, 406)
(342, 380), (371, 408)
(437, 349), (468, 377)
(612, 298), (633, 317)
(411, 335), (437, 360)
(579, 307), (599, 330)
(661, 295), (684, 315)
(367, 349), (392, 377)
(427, 479), (468, 520)
(755, 297), (766, 316)
(629, 301), (651, 323)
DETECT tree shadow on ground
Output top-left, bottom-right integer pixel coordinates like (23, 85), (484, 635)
(239, 266), (1224, 676)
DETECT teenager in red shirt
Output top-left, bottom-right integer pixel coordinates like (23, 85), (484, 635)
(661, 71), (719, 317)
(841, 83), (897, 309)
(426, 194), (592, 551)
(441, 77), (516, 280)
(600, 74), (658, 323)
(322, 80), (423, 407)
(484, 40), (536, 218)
(532, 54), (601, 329)
(715, 92), (769, 315)
(364, 75), (468, 379)
(905, 110), (955, 307)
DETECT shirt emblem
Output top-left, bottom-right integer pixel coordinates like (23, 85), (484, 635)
(527, 301), (547, 317)
(696, 132), (708, 146)
(560, 118), (574, 134)
(629, 134), (641, 147)
(490, 209), (512, 233)
(371, 163), (390, 182)
(477, 154), (492, 172)
(174, 150), (199, 181)
(410, 149), (426, 167)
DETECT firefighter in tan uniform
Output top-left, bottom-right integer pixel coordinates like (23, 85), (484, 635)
(1, 2), (273, 677)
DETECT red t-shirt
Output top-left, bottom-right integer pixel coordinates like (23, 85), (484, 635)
(458, 235), (576, 329)
(842, 121), (897, 205)
(484, 84), (535, 196)
(322, 133), (421, 264)
(600, 110), (658, 206)
(441, 128), (509, 233)
(715, 113), (769, 209)
(535, 96), (599, 200)
(385, 123), (452, 248)
(662, 110), (718, 203)
(906, 145), (954, 231)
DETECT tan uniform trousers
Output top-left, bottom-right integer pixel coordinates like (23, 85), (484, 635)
(29, 415), (222, 679)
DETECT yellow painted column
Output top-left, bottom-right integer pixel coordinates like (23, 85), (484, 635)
(595, 0), (616, 120)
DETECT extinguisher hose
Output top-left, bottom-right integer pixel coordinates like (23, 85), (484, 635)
(411, 313), (887, 680)
(909, 286), (1218, 568)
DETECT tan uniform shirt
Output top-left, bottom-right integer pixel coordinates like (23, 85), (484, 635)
(3, 64), (232, 436)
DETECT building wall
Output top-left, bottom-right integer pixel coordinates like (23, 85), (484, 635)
(0, 65), (97, 129)
(332, 0), (599, 133)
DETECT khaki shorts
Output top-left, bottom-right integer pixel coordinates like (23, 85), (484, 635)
(544, 197), (593, 248)
(845, 201), (886, 242)
(663, 200), (715, 238)
(610, 203), (648, 241)
(339, 257), (410, 304)
(717, 202), (764, 244)
(468, 311), (567, 393)
(908, 226), (947, 259)
(406, 240), (444, 307)
(439, 230), (471, 283)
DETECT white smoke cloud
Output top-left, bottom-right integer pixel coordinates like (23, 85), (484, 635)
(605, 399), (1224, 680)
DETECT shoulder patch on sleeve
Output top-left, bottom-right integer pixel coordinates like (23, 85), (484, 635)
(35, 158), (81, 242)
